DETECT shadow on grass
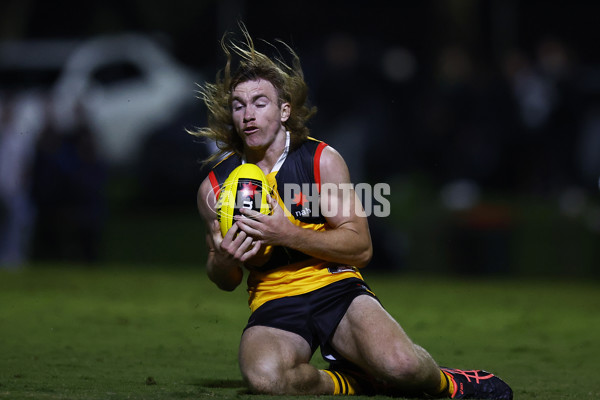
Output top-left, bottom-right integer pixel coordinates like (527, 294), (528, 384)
(194, 379), (250, 392)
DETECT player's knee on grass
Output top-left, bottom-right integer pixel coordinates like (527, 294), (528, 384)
(241, 358), (285, 394)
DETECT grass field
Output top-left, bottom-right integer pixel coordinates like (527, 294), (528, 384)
(1, 265), (598, 400)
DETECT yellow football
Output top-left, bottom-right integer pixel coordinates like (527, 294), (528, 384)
(216, 163), (271, 237)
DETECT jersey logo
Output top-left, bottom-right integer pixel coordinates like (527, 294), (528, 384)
(282, 183), (318, 220)
(292, 191), (312, 217)
(293, 192), (308, 207)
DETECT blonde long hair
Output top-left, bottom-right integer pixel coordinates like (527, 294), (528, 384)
(190, 24), (317, 165)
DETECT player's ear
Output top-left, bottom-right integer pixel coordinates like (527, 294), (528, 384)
(280, 102), (290, 122)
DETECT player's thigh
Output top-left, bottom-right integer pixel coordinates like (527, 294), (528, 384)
(330, 295), (418, 372)
(239, 325), (313, 377)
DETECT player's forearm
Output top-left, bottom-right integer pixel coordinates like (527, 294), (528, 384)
(206, 252), (243, 291)
(280, 223), (372, 268)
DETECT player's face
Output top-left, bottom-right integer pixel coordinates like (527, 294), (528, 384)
(231, 79), (290, 150)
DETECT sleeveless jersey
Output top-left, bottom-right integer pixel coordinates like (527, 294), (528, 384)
(207, 137), (364, 312)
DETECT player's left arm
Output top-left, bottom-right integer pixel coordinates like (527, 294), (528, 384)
(236, 146), (373, 268)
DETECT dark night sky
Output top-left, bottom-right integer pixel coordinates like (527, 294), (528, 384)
(3, 0), (598, 69)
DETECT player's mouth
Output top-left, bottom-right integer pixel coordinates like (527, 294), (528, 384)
(243, 126), (259, 135)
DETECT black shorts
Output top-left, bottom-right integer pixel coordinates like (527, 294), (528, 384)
(243, 278), (378, 355)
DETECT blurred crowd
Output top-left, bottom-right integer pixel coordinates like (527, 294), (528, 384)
(0, 31), (598, 270)
(311, 34), (599, 195)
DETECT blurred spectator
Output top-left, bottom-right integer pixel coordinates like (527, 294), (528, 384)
(503, 38), (583, 195)
(0, 92), (42, 268)
(416, 44), (517, 190)
(31, 100), (107, 264)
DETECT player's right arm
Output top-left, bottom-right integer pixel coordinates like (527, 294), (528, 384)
(197, 176), (261, 291)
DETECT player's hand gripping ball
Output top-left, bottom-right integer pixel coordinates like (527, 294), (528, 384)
(216, 163), (272, 237)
